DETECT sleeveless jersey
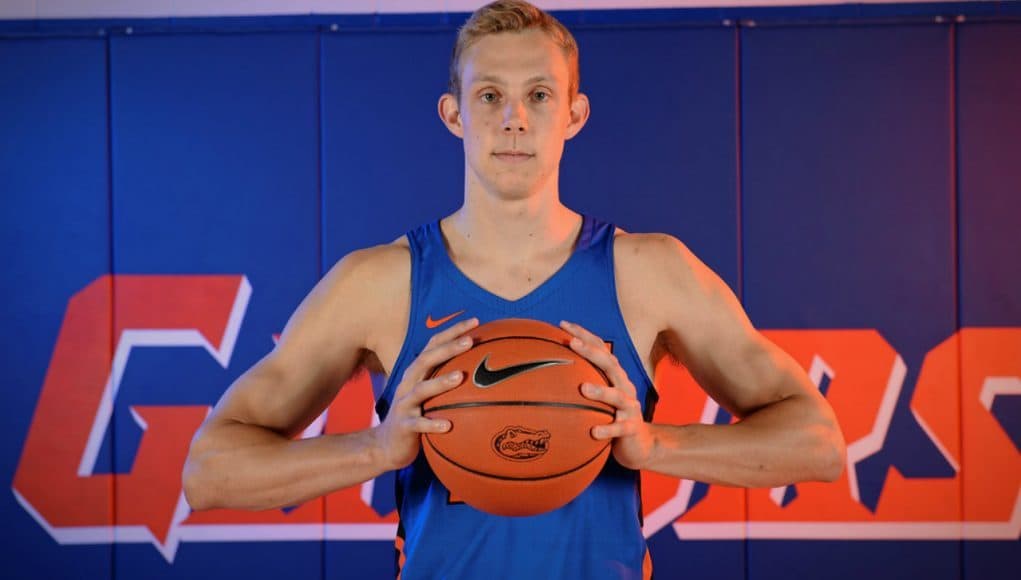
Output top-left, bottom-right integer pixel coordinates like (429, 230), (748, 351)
(375, 215), (659, 580)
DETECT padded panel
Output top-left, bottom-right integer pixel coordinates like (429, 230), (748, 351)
(741, 23), (959, 580)
(0, 37), (113, 580)
(109, 32), (322, 579)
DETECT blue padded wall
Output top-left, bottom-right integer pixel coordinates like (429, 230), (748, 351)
(2, 7), (1019, 580)
(958, 22), (1021, 329)
(956, 21), (1021, 580)
(321, 30), (462, 265)
(109, 32), (321, 580)
(0, 37), (113, 580)
(741, 23), (958, 580)
(565, 26), (739, 288)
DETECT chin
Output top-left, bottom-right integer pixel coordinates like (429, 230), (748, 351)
(469, 162), (549, 201)
(489, 186), (535, 201)
(490, 175), (544, 200)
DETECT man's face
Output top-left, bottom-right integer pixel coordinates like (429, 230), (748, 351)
(444, 28), (586, 200)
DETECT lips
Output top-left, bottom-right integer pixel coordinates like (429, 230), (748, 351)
(493, 151), (534, 162)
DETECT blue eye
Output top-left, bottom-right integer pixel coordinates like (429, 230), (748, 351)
(481, 92), (498, 104)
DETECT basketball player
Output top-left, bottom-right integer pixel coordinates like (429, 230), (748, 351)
(183, 2), (846, 578)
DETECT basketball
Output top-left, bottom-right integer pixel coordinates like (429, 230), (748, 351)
(421, 318), (615, 517)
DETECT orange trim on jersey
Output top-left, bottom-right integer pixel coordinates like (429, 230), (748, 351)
(395, 534), (407, 579)
(643, 546), (653, 580)
(425, 310), (465, 329)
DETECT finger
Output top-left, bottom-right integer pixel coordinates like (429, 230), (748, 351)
(568, 338), (634, 395)
(559, 320), (604, 346)
(398, 332), (474, 394)
(559, 318), (596, 336)
(591, 420), (637, 440)
(559, 320), (603, 357)
(405, 416), (452, 434)
(425, 317), (480, 348)
(397, 370), (465, 410)
(581, 382), (640, 416)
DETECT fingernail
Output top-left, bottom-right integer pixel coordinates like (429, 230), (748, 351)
(439, 421), (451, 432)
(571, 337), (583, 348)
(447, 371), (462, 382)
(458, 336), (472, 347)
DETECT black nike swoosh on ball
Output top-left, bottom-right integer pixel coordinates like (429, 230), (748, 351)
(472, 355), (571, 388)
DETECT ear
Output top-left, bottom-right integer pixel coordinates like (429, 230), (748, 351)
(438, 93), (464, 138)
(564, 92), (590, 141)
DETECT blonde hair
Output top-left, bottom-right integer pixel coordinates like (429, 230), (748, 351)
(449, 0), (580, 101)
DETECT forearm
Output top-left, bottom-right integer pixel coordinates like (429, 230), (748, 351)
(643, 394), (845, 488)
(183, 421), (386, 511)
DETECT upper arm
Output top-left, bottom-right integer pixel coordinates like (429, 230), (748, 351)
(204, 243), (409, 438)
(636, 234), (815, 419)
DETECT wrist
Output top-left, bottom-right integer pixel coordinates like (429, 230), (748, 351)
(365, 425), (393, 473)
(639, 423), (662, 471)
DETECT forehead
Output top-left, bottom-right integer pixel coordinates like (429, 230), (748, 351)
(461, 29), (570, 86)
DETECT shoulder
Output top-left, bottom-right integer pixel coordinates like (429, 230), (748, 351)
(322, 236), (411, 299)
(612, 230), (700, 284)
(305, 237), (411, 354)
(329, 235), (409, 278)
(612, 229), (682, 254)
(612, 230), (721, 326)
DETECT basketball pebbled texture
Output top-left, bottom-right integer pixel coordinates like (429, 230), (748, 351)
(421, 318), (615, 517)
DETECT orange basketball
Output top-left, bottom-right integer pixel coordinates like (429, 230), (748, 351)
(421, 318), (615, 517)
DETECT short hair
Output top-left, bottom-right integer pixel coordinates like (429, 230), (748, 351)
(448, 0), (581, 101)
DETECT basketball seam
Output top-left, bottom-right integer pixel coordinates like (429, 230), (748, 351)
(423, 401), (614, 417)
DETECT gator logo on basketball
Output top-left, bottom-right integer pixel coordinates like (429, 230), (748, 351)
(492, 426), (551, 461)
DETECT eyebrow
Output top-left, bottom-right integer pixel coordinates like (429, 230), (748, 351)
(469, 75), (552, 86)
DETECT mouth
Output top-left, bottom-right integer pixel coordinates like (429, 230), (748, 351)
(492, 151), (534, 163)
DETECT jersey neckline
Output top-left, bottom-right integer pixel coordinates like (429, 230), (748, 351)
(428, 214), (597, 311)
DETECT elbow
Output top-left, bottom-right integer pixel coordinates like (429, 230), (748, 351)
(817, 425), (847, 483)
(182, 453), (217, 512)
(819, 447), (845, 483)
(182, 460), (207, 511)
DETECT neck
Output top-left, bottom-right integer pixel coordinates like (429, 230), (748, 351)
(445, 184), (581, 263)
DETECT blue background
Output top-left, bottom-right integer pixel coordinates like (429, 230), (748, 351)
(1, 3), (1018, 579)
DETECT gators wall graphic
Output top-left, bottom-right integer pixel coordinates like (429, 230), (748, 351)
(2, 3), (1018, 579)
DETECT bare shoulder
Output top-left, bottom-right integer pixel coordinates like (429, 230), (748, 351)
(326, 236), (410, 294)
(609, 230), (708, 377)
(321, 236), (410, 332)
(612, 229), (699, 272)
(612, 230), (707, 324)
(202, 238), (411, 437)
(272, 238), (410, 370)
(354, 236), (411, 316)
(611, 228), (752, 354)
(320, 236), (412, 373)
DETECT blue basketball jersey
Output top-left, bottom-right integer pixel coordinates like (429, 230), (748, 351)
(375, 214), (658, 580)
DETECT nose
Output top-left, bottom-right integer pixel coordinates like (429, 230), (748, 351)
(502, 101), (528, 133)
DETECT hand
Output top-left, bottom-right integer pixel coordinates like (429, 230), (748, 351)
(560, 320), (654, 471)
(374, 317), (479, 471)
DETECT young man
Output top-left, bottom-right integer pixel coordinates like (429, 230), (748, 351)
(183, 1), (846, 578)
